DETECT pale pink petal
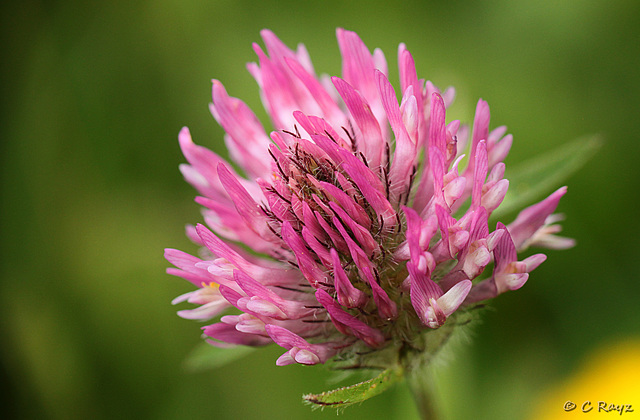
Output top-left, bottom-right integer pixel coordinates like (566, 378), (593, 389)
(437, 280), (472, 317)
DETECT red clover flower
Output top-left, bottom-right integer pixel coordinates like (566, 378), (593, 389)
(166, 28), (574, 414)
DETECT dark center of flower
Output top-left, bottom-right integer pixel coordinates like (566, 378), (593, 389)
(260, 125), (434, 354)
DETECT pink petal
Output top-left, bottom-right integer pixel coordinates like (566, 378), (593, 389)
(408, 266), (443, 326)
(217, 163), (278, 243)
(313, 209), (349, 253)
(210, 81), (272, 179)
(471, 140), (488, 210)
(319, 181), (371, 229)
(328, 201), (378, 256)
(331, 249), (366, 308)
(465, 99), (490, 178)
(178, 127), (229, 200)
(280, 221), (329, 288)
(285, 57), (345, 126)
(493, 222), (518, 272)
(265, 324), (337, 366)
(336, 28), (379, 118)
(507, 187), (568, 249)
(301, 227), (333, 266)
(429, 93), (447, 155)
(376, 70), (416, 203)
(398, 45), (422, 121)
(331, 76), (385, 168)
(203, 323), (272, 347)
(315, 289), (385, 348)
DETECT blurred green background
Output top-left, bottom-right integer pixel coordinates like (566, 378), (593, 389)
(2, 0), (639, 419)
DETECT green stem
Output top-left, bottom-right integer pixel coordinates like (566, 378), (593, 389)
(401, 312), (469, 419)
(406, 364), (440, 420)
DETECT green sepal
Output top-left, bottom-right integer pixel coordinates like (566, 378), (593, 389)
(183, 341), (256, 372)
(303, 367), (403, 408)
(493, 134), (602, 218)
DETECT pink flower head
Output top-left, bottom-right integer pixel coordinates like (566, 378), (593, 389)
(167, 29), (571, 367)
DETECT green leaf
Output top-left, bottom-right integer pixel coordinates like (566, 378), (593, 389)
(493, 134), (602, 218)
(303, 367), (403, 408)
(183, 342), (256, 372)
